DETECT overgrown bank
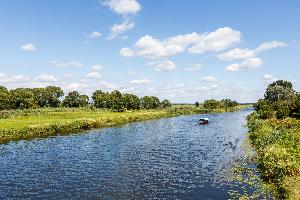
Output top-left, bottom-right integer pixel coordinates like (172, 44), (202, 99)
(0, 105), (249, 144)
(247, 80), (300, 199)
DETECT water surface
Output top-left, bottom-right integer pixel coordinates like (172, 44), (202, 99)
(0, 108), (253, 199)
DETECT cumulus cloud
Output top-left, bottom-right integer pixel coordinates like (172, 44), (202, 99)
(120, 47), (135, 57)
(86, 71), (102, 79)
(124, 27), (240, 59)
(34, 74), (57, 82)
(91, 64), (103, 71)
(109, 19), (135, 39)
(21, 43), (37, 52)
(201, 76), (216, 82)
(184, 64), (202, 72)
(88, 31), (101, 38)
(51, 60), (83, 67)
(103, 0), (141, 15)
(218, 40), (287, 61)
(155, 60), (176, 71)
(86, 64), (103, 79)
(225, 57), (263, 72)
(129, 78), (151, 84)
(263, 74), (278, 84)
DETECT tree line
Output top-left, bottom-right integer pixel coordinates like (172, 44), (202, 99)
(194, 98), (238, 110)
(254, 80), (300, 119)
(0, 86), (171, 111)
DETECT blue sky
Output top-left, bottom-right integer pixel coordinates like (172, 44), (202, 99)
(0, 0), (299, 103)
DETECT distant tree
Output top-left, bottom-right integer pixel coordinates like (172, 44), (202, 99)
(32, 86), (63, 108)
(194, 101), (200, 107)
(161, 99), (171, 108)
(221, 99), (238, 110)
(123, 93), (140, 110)
(32, 88), (47, 107)
(264, 80), (295, 103)
(63, 91), (88, 108)
(79, 94), (89, 107)
(92, 90), (111, 108)
(141, 96), (160, 109)
(203, 99), (221, 109)
(0, 86), (11, 110)
(45, 86), (64, 107)
(109, 90), (124, 111)
(10, 88), (37, 109)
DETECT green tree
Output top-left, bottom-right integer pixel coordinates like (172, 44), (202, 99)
(141, 96), (160, 109)
(32, 86), (63, 108)
(195, 101), (200, 107)
(11, 88), (37, 109)
(109, 90), (124, 111)
(92, 90), (111, 108)
(63, 91), (88, 108)
(161, 99), (171, 108)
(254, 99), (274, 119)
(275, 100), (291, 119)
(78, 94), (89, 107)
(264, 80), (295, 103)
(0, 86), (11, 110)
(45, 86), (64, 107)
(123, 93), (140, 110)
(203, 99), (221, 109)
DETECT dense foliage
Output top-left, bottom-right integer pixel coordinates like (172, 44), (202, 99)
(254, 80), (300, 119)
(0, 85), (171, 111)
(202, 98), (238, 110)
(248, 80), (300, 199)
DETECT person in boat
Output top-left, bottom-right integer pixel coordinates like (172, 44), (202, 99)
(199, 118), (209, 124)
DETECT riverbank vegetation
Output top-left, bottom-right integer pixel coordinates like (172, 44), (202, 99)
(247, 80), (300, 199)
(0, 85), (248, 144)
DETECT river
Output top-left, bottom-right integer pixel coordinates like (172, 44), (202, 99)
(0, 108), (253, 199)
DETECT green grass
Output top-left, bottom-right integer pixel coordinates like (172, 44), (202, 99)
(247, 112), (300, 199)
(0, 104), (251, 144)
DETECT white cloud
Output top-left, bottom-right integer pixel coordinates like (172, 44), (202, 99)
(130, 27), (240, 59)
(263, 74), (278, 84)
(184, 64), (202, 72)
(109, 19), (135, 39)
(103, 0), (141, 15)
(130, 78), (151, 84)
(34, 74), (57, 82)
(218, 48), (255, 61)
(66, 82), (81, 90)
(226, 57), (263, 72)
(120, 47), (135, 57)
(21, 43), (37, 52)
(187, 27), (241, 53)
(88, 31), (101, 38)
(86, 64), (103, 79)
(91, 64), (103, 71)
(201, 76), (216, 82)
(86, 71), (102, 79)
(218, 40), (287, 61)
(255, 40), (288, 53)
(51, 60), (83, 67)
(155, 60), (176, 71)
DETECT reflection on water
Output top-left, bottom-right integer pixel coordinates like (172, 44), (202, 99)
(0, 108), (253, 199)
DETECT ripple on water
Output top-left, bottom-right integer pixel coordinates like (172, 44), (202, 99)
(0, 109), (253, 199)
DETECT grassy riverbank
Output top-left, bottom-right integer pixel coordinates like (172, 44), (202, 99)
(0, 105), (250, 144)
(247, 112), (300, 199)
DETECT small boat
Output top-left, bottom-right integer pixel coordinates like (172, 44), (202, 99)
(199, 118), (209, 124)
